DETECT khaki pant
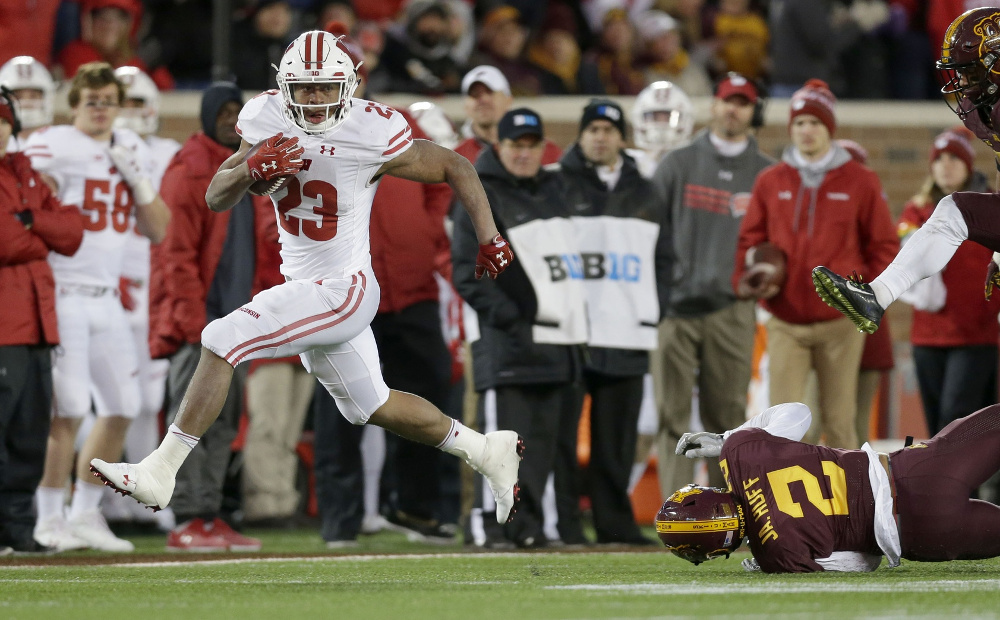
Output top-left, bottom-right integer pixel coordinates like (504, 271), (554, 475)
(653, 300), (756, 497)
(242, 362), (315, 520)
(767, 316), (865, 449)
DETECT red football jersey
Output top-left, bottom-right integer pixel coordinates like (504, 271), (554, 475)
(720, 428), (880, 572)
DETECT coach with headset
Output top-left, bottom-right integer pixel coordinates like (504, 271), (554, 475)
(650, 73), (774, 499)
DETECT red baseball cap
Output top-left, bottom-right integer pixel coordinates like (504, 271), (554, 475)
(715, 74), (758, 103)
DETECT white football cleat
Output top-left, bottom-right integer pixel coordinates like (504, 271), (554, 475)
(90, 456), (175, 511)
(473, 431), (524, 524)
(67, 510), (134, 552)
(33, 515), (88, 552)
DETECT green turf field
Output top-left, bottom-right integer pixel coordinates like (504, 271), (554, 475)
(3, 528), (1000, 619)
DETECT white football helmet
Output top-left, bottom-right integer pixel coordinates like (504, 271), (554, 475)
(113, 66), (160, 135)
(407, 101), (459, 149)
(275, 30), (361, 134)
(631, 81), (694, 153)
(0, 56), (55, 129)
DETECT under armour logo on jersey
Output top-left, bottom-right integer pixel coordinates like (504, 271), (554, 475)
(262, 161), (277, 172)
(319, 145), (335, 156)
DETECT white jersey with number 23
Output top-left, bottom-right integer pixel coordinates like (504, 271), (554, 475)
(236, 92), (413, 282)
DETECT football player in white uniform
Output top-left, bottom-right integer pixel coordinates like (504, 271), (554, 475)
(0, 55), (55, 150)
(626, 80), (694, 179)
(26, 62), (171, 552)
(99, 66), (179, 529)
(91, 31), (524, 529)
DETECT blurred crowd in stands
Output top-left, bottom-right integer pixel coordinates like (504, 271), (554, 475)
(0, 0), (979, 99)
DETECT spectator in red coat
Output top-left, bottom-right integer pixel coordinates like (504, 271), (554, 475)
(148, 82), (270, 552)
(0, 91), (83, 554)
(57, 0), (174, 90)
(897, 128), (1000, 436)
(0, 0), (60, 67)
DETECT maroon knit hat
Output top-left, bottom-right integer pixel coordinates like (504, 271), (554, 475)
(789, 79), (837, 136)
(929, 127), (976, 173)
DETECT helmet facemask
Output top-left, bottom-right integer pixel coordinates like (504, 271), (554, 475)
(938, 53), (1000, 118)
(631, 81), (693, 153)
(114, 66), (160, 136)
(937, 9), (1000, 119)
(275, 32), (361, 135)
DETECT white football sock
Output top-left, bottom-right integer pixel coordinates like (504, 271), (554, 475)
(871, 195), (968, 309)
(436, 419), (487, 467)
(36, 486), (67, 522)
(147, 424), (199, 477)
(68, 479), (106, 519)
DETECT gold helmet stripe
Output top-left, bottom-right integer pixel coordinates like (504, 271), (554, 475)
(655, 518), (741, 533)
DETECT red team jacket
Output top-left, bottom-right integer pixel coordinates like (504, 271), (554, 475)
(734, 159), (898, 324)
(899, 197), (1000, 347)
(148, 132), (277, 359)
(0, 152), (84, 346)
(369, 110), (453, 313)
(721, 428), (880, 573)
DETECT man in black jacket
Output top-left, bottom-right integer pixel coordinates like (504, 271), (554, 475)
(558, 100), (668, 545)
(452, 108), (582, 548)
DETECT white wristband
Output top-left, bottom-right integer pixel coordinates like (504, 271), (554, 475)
(131, 177), (156, 206)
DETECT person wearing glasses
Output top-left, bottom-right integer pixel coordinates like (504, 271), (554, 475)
(23, 61), (169, 552)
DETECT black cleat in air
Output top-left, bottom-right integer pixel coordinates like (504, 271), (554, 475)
(812, 266), (884, 334)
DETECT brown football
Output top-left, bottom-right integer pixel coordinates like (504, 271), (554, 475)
(743, 242), (787, 299)
(244, 140), (295, 196)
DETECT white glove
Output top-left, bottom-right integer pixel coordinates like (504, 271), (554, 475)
(675, 432), (724, 458)
(741, 557), (761, 572)
(899, 272), (946, 313)
(109, 144), (156, 206)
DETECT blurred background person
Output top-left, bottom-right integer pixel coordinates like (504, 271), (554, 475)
(733, 79), (897, 449)
(469, 5), (555, 96)
(455, 65), (562, 165)
(0, 0), (60, 67)
(0, 57), (56, 147)
(707, 0), (769, 81)
(0, 88), (83, 554)
(897, 128), (999, 437)
(767, 0), (862, 97)
(369, 0), (465, 94)
(57, 0), (174, 90)
(637, 10), (711, 97)
(586, 5), (646, 95)
(148, 81), (268, 552)
(626, 80), (694, 178)
(95, 66), (180, 530)
(453, 108), (582, 549)
(28, 62), (170, 552)
(525, 3), (605, 95)
(232, 0), (295, 90)
(559, 99), (666, 545)
(651, 74), (772, 495)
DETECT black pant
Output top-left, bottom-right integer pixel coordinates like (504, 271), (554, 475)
(313, 301), (453, 541)
(912, 345), (998, 435)
(470, 382), (582, 546)
(584, 371), (645, 543)
(0, 346), (53, 547)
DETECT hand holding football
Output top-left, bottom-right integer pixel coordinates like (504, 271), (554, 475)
(737, 242), (787, 300)
(244, 133), (303, 196)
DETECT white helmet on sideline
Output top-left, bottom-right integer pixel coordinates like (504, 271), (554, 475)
(0, 56), (55, 129)
(114, 66), (160, 135)
(407, 101), (459, 149)
(275, 30), (360, 134)
(631, 81), (693, 153)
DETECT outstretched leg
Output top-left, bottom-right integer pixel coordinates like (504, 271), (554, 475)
(814, 194), (972, 332)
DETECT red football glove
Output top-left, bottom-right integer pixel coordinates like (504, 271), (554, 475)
(476, 234), (514, 280)
(246, 133), (304, 181)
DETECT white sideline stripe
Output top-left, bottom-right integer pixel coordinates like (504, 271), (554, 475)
(547, 580), (1000, 594)
(0, 552), (529, 570)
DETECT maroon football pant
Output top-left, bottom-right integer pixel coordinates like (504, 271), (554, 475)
(954, 192), (1000, 252)
(890, 403), (1000, 562)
